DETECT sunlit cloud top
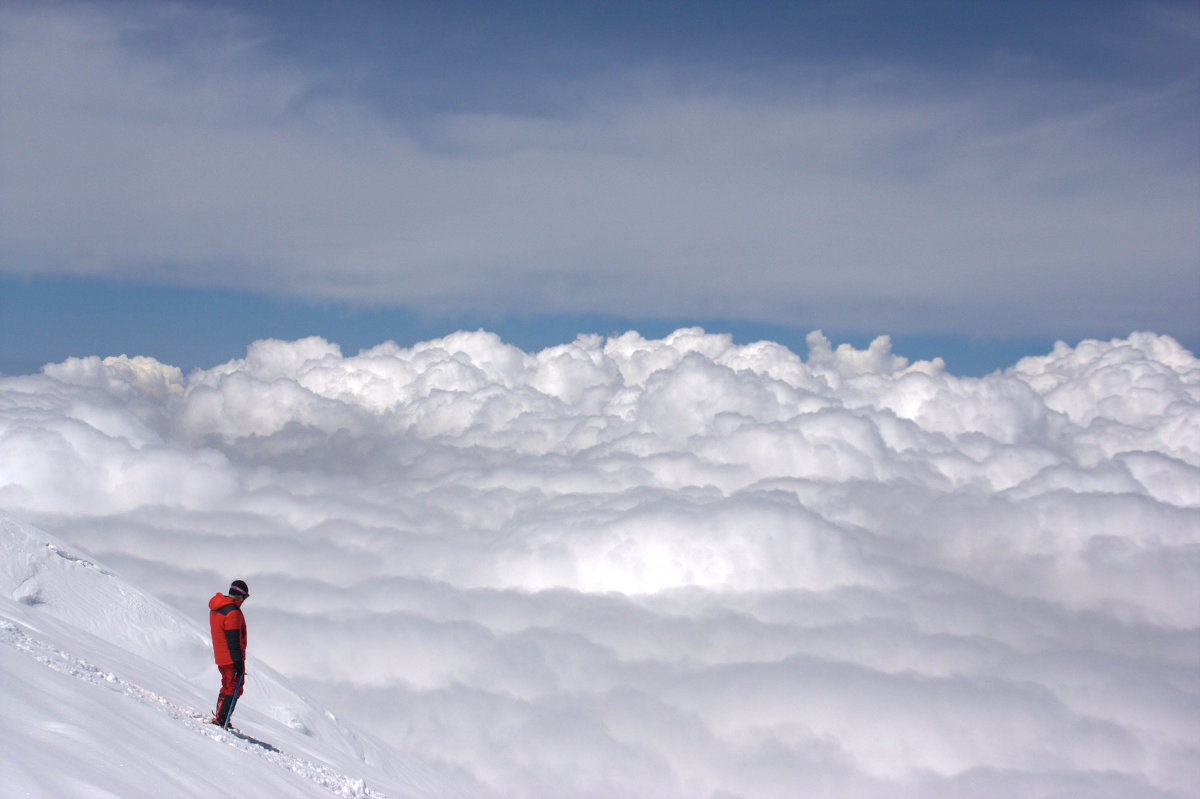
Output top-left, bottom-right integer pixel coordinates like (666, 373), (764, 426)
(2, 327), (1198, 797)
(4, 328), (1197, 603)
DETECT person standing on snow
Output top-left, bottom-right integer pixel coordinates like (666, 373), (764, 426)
(209, 579), (249, 727)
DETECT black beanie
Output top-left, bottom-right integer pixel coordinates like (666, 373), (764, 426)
(229, 579), (249, 598)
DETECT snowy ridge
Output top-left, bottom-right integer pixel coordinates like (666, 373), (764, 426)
(0, 512), (483, 799)
(0, 619), (386, 798)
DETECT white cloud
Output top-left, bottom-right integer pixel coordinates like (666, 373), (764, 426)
(1, 4), (1197, 339)
(1, 329), (1198, 797)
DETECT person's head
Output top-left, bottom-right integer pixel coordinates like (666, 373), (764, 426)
(229, 579), (249, 603)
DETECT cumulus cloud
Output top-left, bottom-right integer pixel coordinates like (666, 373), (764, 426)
(1, 3), (1197, 339)
(1, 328), (1197, 797)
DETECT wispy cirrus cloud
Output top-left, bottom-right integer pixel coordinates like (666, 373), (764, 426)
(1, 2), (1196, 340)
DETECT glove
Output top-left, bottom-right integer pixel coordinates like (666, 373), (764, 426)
(234, 661), (245, 680)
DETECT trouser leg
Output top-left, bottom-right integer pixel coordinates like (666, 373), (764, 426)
(214, 664), (241, 726)
(214, 693), (234, 726)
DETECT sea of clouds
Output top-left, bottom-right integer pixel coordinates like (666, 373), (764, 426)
(1, 328), (1197, 798)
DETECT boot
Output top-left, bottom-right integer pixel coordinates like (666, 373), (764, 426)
(212, 693), (234, 727)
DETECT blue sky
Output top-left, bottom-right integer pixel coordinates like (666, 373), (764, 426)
(2, 0), (1197, 376)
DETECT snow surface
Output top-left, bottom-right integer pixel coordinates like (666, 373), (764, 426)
(2, 328), (1199, 798)
(0, 514), (483, 798)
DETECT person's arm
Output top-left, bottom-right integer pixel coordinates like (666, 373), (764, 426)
(224, 627), (243, 664)
(224, 611), (245, 667)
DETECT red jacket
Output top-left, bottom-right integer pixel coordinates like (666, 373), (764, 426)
(209, 593), (247, 666)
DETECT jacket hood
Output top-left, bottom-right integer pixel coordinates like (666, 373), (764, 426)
(209, 592), (234, 610)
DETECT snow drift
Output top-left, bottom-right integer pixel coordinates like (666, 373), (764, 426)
(1, 328), (1198, 798)
(0, 513), (481, 798)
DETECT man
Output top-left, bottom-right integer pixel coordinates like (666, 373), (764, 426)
(208, 579), (249, 728)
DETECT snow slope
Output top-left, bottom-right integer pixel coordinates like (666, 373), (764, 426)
(0, 512), (483, 799)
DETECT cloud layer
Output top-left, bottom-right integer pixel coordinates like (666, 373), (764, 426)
(1, 329), (1197, 797)
(2, 2), (1197, 339)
